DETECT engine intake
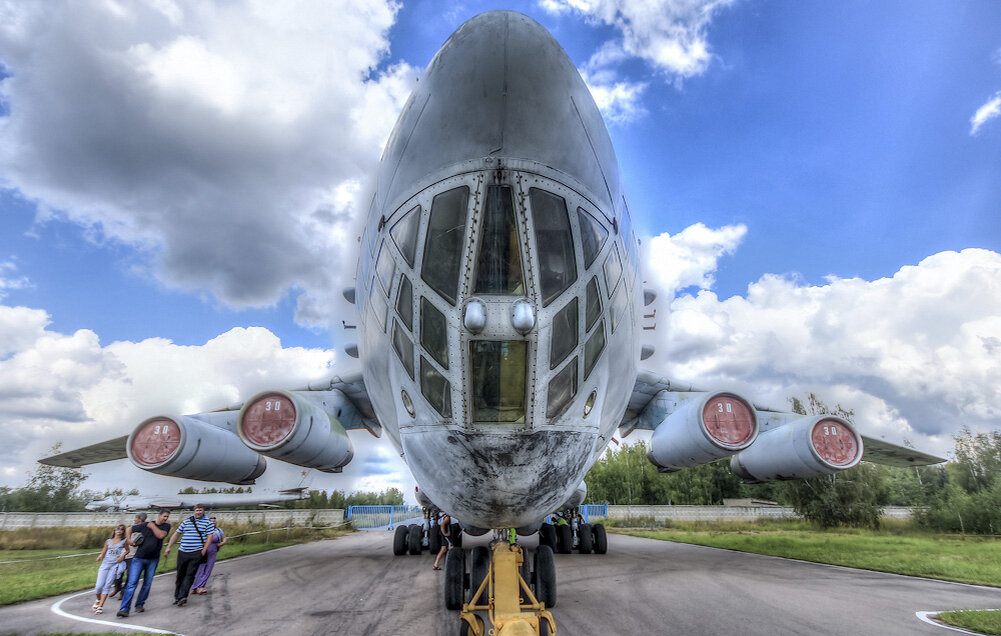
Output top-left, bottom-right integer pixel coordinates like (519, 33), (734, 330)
(730, 415), (863, 482)
(647, 391), (758, 472)
(127, 415), (266, 484)
(237, 390), (354, 473)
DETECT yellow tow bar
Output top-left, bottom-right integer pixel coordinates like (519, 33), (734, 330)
(460, 542), (556, 636)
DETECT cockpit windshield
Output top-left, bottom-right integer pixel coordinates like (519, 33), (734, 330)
(530, 188), (577, 307)
(422, 187), (469, 305)
(470, 340), (528, 423)
(475, 185), (525, 295)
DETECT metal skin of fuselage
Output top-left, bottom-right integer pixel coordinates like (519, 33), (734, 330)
(355, 11), (640, 530)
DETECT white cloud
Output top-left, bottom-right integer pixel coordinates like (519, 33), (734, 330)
(970, 90), (1001, 135)
(0, 1), (415, 327)
(644, 246), (1001, 456)
(0, 301), (412, 498)
(0, 260), (30, 299)
(542, 0), (734, 77)
(644, 222), (747, 296)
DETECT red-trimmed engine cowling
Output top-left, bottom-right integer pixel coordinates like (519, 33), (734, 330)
(730, 415), (863, 482)
(647, 392), (759, 472)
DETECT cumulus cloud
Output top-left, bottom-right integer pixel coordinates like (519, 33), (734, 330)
(644, 246), (1001, 455)
(0, 260), (30, 299)
(0, 1), (416, 327)
(0, 301), (411, 497)
(970, 90), (1001, 135)
(644, 222), (746, 297)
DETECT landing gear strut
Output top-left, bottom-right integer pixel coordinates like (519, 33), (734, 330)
(452, 536), (557, 636)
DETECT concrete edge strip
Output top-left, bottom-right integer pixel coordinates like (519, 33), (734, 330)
(916, 610), (1001, 634)
(651, 537), (1001, 591)
(47, 542), (303, 633)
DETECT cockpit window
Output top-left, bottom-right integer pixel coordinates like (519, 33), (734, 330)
(470, 340), (528, 423)
(603, 244), (622, 298)
(396, 274), (413, 331)
(620, 200), (640, 281)
(547, 357), (578, 420)
(392, 320), (414, 379)
(578, 208), (608, 269)
(420, 297), (449, 370)
(422, 187), (469, 305)
(376, 243), (396, 294)
(610, 285), (629, 333)
(474, 186), (524, 295)
(391, 205), (421, 267)
(420, 356), (451, 417)
(585, 276), (601, 332)
(550, 297), (578, 370)
(584, 320), (605, 380)
(530, 188), (577, 307)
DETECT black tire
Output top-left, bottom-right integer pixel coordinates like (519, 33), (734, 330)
(444, 548), (465, 610)
(539, 523), (556, 549)
(592, 523), (608, 554)
(469, 546), (490, 603)
(408, 524), (423, 555)
(459, 615), (485, 636)
(540, 617), (551, 636)
(393, 524), (408, 555)
(519, 548), (532, 590)
(450, 522), (463, 548)
(429, 524), (442, 554)
(555, 523), (572, 554)
(533, 545), (557, 608)
(577, 522), (593, 554)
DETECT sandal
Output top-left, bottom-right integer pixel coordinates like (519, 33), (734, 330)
(432, 565), (442, 570)
(94, 607), (103, 614)
(92, 602), (100, 610)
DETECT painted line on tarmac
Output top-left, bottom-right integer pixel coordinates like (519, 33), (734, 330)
(916, 610), (1001, 634)
(48, 542), (303, 634)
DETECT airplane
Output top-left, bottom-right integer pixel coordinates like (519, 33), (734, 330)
(83, 487), (308, 512)
(40, 10), (945, 635)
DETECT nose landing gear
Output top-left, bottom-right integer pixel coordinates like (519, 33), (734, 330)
(447, 534), (557, 635)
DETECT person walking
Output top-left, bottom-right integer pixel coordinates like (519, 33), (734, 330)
(93, 525), (127, 614)
(164, 504), (216, 607)
(432, 513), (452, 570)
(117, 509), (171, 618)
(114, 513), (144, 599)
(190, 516), (226, 594)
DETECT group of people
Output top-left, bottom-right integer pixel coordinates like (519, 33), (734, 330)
(90, 504), (227, 618)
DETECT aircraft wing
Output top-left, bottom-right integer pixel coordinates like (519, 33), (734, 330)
(618, 370), (946, 467)
(39, 370), (380, 469)
(40, 435), (129, 468)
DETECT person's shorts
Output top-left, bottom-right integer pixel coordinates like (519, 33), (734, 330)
(441, 533), (452, 547)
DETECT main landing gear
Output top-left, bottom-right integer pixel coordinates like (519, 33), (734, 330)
(445, 533), (557, 635)
(393, 509), (463, 556)
(538, 508), (607, 555)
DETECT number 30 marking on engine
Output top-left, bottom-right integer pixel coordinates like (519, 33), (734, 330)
(717, 402), (733, 413)
(265, 400), (282, 411)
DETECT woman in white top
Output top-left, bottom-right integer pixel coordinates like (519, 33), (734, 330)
(92, 525), (127, 614)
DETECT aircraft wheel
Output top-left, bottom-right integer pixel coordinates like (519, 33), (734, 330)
(429, 525), (442, 554)
(592, 523), (607, 554)
(555, 524), (572, 554)
(459, 614), (485, 636)
(408, 524), (423, 555)
(469, 546), (490, 603)
(533, 545), (557, 608)
(450, 522), (464, 548)
(540, 618), (551, 636)
(539, 523), (556, 549)
(444, 548), (466, 610)
(577, 523), (593, 553)
(393, 525), (408, 555)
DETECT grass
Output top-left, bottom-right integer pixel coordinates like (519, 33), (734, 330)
(0, 522), (352, 606)
(616, 519), (1001, 587)
(939, 610), (1001, 635)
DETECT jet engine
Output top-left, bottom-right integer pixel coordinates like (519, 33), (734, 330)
(647, 392), (758, 472)
(127, 415), (266, 484)
(237, 390), (354, 473)
(730, 415), (863, 482)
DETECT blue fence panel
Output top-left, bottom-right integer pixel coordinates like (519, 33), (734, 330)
(582, 504), (608, 521)
(347, 505), (423, 529)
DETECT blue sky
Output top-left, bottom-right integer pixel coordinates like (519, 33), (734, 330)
(1, 0), (999, 496)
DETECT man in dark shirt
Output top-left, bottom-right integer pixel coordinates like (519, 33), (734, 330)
(117, 509), (171, 618)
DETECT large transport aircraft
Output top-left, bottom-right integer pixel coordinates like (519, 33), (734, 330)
(42, 11), (944, 635)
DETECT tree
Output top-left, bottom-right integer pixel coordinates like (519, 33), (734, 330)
(0, 444), (91, 512)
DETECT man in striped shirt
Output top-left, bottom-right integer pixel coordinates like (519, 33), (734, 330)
(164, 504), (216, 607)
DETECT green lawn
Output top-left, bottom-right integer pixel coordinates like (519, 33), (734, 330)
(0, 524), (352, 606)
(939, 610), (1001, 635)
(618, 523), (1001, 587)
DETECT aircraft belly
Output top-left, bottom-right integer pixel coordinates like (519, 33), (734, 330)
(402, 428), (595, 528)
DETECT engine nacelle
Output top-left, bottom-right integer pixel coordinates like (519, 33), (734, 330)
(127, 414), (267, 484)
(647, 392), (758, 472)
(237, 390), (354, 473)
(730, 415), (863, 482)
